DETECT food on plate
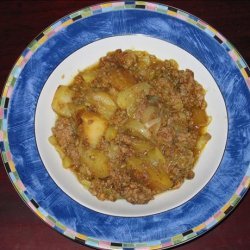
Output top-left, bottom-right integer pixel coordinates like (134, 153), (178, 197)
(49, 49), (211, 204)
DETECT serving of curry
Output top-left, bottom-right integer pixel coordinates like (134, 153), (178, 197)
(49, 49), (211, 204)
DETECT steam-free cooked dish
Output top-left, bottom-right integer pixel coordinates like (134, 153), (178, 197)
(49, 49), (211, 204)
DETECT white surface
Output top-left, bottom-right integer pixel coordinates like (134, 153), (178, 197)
(35, 35), (228, 217)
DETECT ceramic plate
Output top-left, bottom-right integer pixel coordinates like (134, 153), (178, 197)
(1, 2), (250, 249)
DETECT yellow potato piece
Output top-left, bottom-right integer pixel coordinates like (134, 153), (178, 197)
(131, 139), (153, 153)
(146, 166), (173, 192)
(86, 92), (117, 119)
(62, 156), (73, 169)
(105, 126), (117, 141)
(126, 157), (173, 192)
(81, 66), (98, 84)
(192, 109), (210, 127)
(196, 133), (211, 152)
(81, 149), (109, 178)
(116, 82), (151, 111)
(146, 147), (166, 166)
(116, 87), (135, 110)
(80, 112), (107, 147)
(107, 143), (120, 161)
(108, 68), (136, 90)
(52, 85), (74, 117)
(80, 179), (91, 189)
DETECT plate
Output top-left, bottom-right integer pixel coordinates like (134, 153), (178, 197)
(1, 1), (250, 249)
(36, 34), (228, 217)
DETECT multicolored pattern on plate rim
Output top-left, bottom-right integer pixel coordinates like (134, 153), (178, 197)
(1, 1), (250, 249)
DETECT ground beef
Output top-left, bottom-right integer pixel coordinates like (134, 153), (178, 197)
(52, 117), (80, 166)
(50, 49), (211, 204)
(52, 117), (75, 147)
(110, 109), (128, 126)
(89, 168), (154, 204)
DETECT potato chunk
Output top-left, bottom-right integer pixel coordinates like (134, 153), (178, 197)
(86, 92), (117, 119)
(126, 157), (173, 192)
(80, 112), (107, 147)
(81, 66), (98, 84)
(196, 133), (211, 152)
(81, 149), (109, 178)
(105, 126), (117, 141)
(52, 85), (74, 117)
(116, 82), (151, 111)
(192, 109), (210, 127)
(146, 166), (173, 192)
(131, 139), (153, 153)
(146, 147), (166, 166)
(108, 68), (137, 90)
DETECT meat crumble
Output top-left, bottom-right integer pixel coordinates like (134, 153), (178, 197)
(49, 49), (211, 204)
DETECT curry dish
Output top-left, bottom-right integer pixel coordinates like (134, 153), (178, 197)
(49, 49), (211, 204)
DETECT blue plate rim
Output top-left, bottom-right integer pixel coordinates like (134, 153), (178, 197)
(1, 1), (250, 249)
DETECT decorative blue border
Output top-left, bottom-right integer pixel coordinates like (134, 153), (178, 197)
(1, 2), (249, 249)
